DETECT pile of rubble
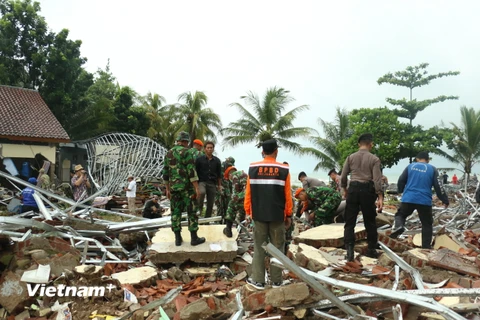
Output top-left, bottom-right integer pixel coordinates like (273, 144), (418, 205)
(3, 167), (480, 319)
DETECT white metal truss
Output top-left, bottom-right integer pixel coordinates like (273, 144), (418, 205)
(80, 133), (167, 195)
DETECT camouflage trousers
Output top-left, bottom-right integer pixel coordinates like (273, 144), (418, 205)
(312, 193), (342, 227)
(215, 192), (230, 218)
(225, 198), (246, 223)
(170, 191), (198, 232)
(286, 220), (295, 242)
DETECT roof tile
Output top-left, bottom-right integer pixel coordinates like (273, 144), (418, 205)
(0, 86), (70, 142)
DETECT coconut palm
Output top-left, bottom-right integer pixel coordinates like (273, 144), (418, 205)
(221, 87), (314, 153)
(142, 92), (182, 149)
(300, 107), (352, 171)
(176, 91), (222, 146)
(438, 106), (480, 184)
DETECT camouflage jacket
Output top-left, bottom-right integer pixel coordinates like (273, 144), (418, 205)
(230, 170), (248, 200)
(189, 148), (203, 159)
(162, 145), (198, 192)
(306, 186), (341, 205)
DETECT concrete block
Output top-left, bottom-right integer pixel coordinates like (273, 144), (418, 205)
(148, 225), (238, 264)
(112, 266), (158, 286)
(403, 248), (430, 268)
(0, 271), (29, 313)
(265, 283), (309, 307)
(294, 223), (366, 248)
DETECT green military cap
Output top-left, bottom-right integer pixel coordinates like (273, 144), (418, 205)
(177, 131), (190, 141)
(226, 156), (235, 165)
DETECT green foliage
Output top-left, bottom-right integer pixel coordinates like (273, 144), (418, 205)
(338, 107), (405, 168)
(378, 63), (460, 162)
(144, 93), (183, 149)
(221, 87), (314, 153)
(0, 0), (93, 135)
(39, 29), (93, 132)
(378, 63), (459, 123)
(0, 0), (51, 88)
(176, 91), (222, 146)
(301, 107), (352, 171)
(438, 106), (480, 178)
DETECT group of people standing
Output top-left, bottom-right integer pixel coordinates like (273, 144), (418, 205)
(161, 132), (248, 247)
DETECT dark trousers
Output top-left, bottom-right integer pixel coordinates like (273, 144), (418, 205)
(394, 202), (433, 248)
(22, 205), (39, 213)
(198, 181), (216, 218)
(252, 220), (285, 284)
(344, 182), (377, 247)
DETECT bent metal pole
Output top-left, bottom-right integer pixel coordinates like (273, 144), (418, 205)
(0, 170), (145, 220)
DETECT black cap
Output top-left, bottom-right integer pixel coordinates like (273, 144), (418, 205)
(261, 139), (279, 153)
(298, 171), (307, 180)
(416, 151), (430, 160)
(358, 133), (373, 144)
(327, 168), (337, 176)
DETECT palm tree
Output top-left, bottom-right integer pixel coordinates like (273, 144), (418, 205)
(439, 106), (480, 185)
(142, 92), (182, 149)
(221, 87), (314, 153)
(176, 91), (222, 146)
(301, 107), (352, 171)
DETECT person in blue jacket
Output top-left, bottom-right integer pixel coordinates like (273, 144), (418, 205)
(21, 177), (39, 213)
(389, 151), (449, 248)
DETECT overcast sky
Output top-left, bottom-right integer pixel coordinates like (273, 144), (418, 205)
(37, 0), (480, 181)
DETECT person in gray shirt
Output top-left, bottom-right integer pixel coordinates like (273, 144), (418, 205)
(340, 133), (383, 261)
(298, 172), (326, 190)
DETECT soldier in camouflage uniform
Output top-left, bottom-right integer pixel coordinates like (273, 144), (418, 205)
(162, 132), (206, 246)
(295, 186), (342, 227)
(215, 157), (235, 219)
(223, 167), (248, 237)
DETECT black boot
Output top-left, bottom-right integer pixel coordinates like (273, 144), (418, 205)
(345, 243), (355, 262)
(365, 243), (379, 258)
(190, 230), (206, 246)
(223, 221), (233, 238)
(174, 231), (183, 246)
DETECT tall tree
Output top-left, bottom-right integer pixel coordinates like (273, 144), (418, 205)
(176, 91), (222, 146)
(112, 85), (149, 136)
(221, 87), (314, 153)
(439, 106), (480, 184)
(378, 63), (460, 162)
(143, 93), (179, 149)
(301, 107), (352, 171)
(0, 0), (51, 88)
(0, 0), (93, 136)
(39, 28), (93, 132)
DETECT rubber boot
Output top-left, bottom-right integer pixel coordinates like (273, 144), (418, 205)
(190, 230), (206, 246)
(174, 230), (183, 246)
(345, 243), (355, 262)
(223, 221), (233, 238)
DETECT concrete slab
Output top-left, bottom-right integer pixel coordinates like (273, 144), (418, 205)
(433, 234), (468, 252)
(111, 266), (158, 286)
(294, 223), (366, 248)
(428, 248), (480, 277)
(147, 225), (238, 264)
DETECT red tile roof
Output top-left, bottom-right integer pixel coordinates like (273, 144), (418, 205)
(0, 86), (70, 142)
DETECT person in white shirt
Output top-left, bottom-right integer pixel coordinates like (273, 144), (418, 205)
(124, 175), (137, 214)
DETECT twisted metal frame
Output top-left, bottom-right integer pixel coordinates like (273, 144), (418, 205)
(79, 133), (167, 195)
